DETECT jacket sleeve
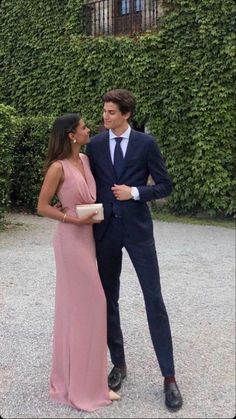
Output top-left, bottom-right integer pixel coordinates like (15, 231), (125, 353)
(137, 138), (173, 202)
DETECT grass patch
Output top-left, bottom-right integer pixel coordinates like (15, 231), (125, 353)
(0, 220), (24, 232)
(151, 211), (235, 229)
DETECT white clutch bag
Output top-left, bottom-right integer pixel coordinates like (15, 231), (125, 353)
(75, 203), (104, 221)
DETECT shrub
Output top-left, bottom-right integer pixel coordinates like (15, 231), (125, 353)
(10, 116), (54, 212)
(0, 104), (16, 223)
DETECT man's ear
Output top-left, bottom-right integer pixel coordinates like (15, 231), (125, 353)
(124, 112), (131, 121)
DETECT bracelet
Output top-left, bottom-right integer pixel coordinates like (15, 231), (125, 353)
(62, 213), (67, 223)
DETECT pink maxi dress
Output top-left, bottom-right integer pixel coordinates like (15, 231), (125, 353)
(49, 155), (111, 412)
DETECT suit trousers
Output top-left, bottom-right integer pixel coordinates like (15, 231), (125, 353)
(95, 217), (175, 377)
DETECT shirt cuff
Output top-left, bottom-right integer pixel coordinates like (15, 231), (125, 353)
(131, 187), (140, 200)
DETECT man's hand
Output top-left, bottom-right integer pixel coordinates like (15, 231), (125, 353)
(111, 184), (132, 201)
(54, 201), (64, 211)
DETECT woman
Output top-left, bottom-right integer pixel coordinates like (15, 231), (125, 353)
(37, 113), (120, 412)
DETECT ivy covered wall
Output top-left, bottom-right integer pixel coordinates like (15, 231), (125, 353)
(0, 0), (235, 216)
(0, 0), (85, 115)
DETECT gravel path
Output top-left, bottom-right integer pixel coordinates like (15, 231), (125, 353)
(0, 213), (235, 419)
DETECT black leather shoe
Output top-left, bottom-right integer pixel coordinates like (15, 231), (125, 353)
(108, 366), (127, 391)
(164, 381), (183, 411)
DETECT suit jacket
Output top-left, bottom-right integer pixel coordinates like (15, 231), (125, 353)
(86, 129), (172, 242)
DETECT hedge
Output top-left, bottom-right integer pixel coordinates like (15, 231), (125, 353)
(0, 104), (16, 222)
(10, 116), (54, 213)
(1, 0), (235, 215)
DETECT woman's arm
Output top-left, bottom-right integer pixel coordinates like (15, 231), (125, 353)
(37, 161), (65, 221)
(37, 162), (98, 225)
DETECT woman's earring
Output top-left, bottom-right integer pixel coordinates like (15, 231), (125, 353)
(72, 139), (76, 144)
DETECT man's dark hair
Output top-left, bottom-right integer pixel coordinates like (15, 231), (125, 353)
(103, 89), (136, 118)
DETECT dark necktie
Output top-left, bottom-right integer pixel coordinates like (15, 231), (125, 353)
(113, 137), (124, 178)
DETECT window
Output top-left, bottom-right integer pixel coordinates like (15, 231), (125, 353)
(119, 0), (142, 15)
(83, 0), (160, 36)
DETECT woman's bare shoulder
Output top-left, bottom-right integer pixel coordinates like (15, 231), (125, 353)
(46, 161), (64, 177)
(50, 160), (63, 170)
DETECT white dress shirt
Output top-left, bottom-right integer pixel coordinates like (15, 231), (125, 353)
(109, 126), (140, 200)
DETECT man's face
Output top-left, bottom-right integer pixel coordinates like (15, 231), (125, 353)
(103, 102), (130, 131)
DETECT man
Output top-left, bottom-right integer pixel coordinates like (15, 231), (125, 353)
(86, 89), (183, 411)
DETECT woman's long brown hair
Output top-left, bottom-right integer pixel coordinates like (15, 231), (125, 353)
(43, 113), (81, 174)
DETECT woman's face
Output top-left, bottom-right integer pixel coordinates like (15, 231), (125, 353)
(71, 119), (90, 145)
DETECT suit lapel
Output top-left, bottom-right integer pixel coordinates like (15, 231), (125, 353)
(101, 132), (116, 179)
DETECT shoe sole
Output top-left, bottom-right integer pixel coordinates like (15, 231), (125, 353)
(165, 401), (183, 411)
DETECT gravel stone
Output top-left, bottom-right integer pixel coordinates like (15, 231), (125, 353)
(0, 213), (235, 418)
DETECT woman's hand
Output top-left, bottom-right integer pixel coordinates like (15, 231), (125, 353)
(75, 212), (102, 225)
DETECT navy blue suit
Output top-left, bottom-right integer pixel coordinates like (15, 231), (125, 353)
(86, 129), (175, 376)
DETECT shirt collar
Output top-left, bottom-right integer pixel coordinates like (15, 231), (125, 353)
(109, 125), (131, 140)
